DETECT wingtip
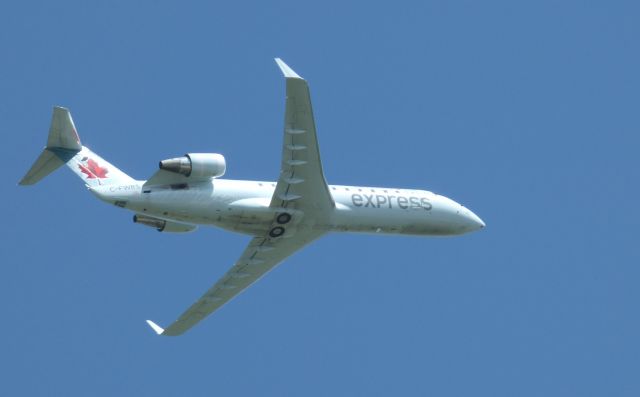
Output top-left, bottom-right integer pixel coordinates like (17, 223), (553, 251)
(274, 58), (303, 79)
(146, 320), (165, 335)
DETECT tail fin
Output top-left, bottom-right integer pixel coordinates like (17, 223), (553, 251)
(19, 107), (81, 185)
(20, 107), (134, 186)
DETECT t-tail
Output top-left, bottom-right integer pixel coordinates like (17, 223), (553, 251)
(20, 107), (134, 187)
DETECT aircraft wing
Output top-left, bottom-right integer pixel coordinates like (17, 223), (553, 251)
(146, 59), (333, 336)
(146, 228), (324, 336)
(270, 58), (335, 214)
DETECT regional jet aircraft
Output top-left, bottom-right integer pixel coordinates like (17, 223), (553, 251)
(20, 59), (485, 336)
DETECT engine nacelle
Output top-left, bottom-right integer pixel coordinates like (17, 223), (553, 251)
(133, 214), (197, 233)
(159, 153), (226, 178)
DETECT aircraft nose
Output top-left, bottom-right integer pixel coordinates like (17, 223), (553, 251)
(459, 207), (485, 233)
(465, 209), (485, 231)
(437, 196), (486, 234)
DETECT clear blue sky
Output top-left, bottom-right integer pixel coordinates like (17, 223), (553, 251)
(2, 1), (639, 395)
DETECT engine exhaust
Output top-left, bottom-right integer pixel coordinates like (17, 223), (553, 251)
(159, 156), (192, 176)
(133, 214), (166, 231)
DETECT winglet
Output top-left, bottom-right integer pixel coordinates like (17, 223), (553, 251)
(274, 58), (303, 79)
(146, 320), (165, 335)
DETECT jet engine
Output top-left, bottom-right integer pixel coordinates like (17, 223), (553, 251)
(133, 214), (197, 233)
(159, 153), (226, 178)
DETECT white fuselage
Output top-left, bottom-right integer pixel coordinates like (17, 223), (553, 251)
(90, 178), (485, 237)
(21, 59), (487, 337)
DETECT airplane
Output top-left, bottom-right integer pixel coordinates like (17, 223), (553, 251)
(20, 58), (485, 336)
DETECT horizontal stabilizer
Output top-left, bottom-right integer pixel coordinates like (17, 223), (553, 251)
(19, 149), (65, 185)
(145, 320), (165, 335)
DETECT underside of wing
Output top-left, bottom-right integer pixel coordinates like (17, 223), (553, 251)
(147, 229), (324, 336)
(271, 59), (334, 215)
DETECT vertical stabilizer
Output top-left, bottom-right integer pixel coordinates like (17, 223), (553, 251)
(46, 107), (82, 151)
(20, 107), (135, 186)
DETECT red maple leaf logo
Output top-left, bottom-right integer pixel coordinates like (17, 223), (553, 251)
(78, 159), (109, 179)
